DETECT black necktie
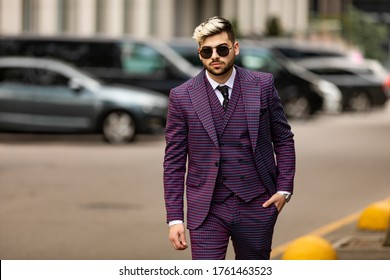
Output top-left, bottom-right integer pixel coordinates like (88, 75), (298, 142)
(217, 85), (229, 111)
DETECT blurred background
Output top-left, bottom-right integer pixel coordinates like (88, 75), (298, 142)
(0, 0), (389, 66)
(1, 0), (390, 260)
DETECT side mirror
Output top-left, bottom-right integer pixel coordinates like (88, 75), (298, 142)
(68, 78), (83, 92)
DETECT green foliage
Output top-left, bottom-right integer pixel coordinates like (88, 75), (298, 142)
(265, 16), (284, 37)
(231, 18), (241, 39)
(341, 5), (389, 61)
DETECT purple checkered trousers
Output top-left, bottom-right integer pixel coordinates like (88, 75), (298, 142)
(190, 193), (279, 259)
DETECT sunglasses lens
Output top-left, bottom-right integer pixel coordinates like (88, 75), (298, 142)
(217, 46), (230, 57)
(200, 48), (212, 59)
(199, 45), (231, 59)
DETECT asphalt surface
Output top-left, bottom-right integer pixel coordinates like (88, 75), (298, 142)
(1, 103), (390, 260)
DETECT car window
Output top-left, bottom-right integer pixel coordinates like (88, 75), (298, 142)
(0, 40), (122, 69)
(274, 48), (303, 58)
(171, 45), (202, 67)
(29, 68), (70, 86)
(0, 67), (32, 85)
(309, 68), (349, 75)
(309, 68), (373, 76)
(274, 47), (344, 59)
(350, 68), (374, 75)
(121, 42), (165, 74)
(238, 48), (281, 73)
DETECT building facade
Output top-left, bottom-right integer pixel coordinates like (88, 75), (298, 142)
(0, 0), (309, 38)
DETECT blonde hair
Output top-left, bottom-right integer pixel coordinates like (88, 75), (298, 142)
(192, 16), (235, 45)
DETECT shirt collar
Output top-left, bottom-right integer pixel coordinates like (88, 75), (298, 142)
(206, 67), (236, 90)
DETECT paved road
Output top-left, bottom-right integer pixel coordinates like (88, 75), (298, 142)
(1, 103), (390, 260)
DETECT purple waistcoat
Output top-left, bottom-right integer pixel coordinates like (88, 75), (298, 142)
(206, 79), (267, 203)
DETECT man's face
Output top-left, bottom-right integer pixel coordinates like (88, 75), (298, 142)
(198, 32), (239, 78)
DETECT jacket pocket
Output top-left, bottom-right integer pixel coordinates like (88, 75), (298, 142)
(260, 108), (268, 116)
(185, 173), (201, 187)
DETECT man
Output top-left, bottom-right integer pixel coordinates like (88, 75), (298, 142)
(163, 16), (295, 260)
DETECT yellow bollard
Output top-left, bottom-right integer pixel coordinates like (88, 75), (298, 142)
(282, 235), (338, 260)
(357, 201), (390, 231)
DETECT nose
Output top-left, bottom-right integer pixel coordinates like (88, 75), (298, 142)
(211, 48), (220, 59)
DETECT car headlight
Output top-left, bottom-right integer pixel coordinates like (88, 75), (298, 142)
(313, 79), (343, 113)
(315, 80), (342, 101)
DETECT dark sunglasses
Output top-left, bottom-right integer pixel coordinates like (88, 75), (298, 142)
(199, 44), (233, 59)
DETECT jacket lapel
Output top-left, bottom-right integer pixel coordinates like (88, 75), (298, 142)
(187, 67), (262, 151)
(188, 70), (219, 148)
(239, 69), (262, 153)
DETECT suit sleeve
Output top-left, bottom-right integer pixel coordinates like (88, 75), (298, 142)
(163, 89), (188, 223)
(268, 76), (296, 194)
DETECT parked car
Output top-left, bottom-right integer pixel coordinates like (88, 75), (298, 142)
(0, 57), (168, 143)
(0, 35), (199, 95)
(168, 38), (342, 119)
(296, 57), (390, 111)
(261, 38), (347, 62)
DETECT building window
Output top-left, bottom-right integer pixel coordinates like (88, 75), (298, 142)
(150, 0), (157, 36)
(96, 0), (107, 34)
(22, 0), (38, 33)
(123, 0), (134, 34)
(58, 0), (68, 33)
(57, 0), (77, 34)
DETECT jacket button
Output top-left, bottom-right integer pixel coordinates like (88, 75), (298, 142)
(240, 176), (245, 180)
(215, 162), (219, 167)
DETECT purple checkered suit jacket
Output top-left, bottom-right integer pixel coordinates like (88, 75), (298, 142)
(164, 66), (295, 230)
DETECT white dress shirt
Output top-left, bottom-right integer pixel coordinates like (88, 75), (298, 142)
(205, 67), (236, 104)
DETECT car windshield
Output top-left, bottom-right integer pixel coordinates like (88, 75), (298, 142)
(120, 41), (166, 74)
(55, 61), (102, 88)
(238, 47), (282, 73)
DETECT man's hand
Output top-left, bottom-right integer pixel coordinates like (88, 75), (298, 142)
(262, 193), (287, 213)
(168, 223), (188, 250)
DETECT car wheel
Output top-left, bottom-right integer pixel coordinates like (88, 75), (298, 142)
(348, 91), (371, 112)
(102, 111), (136, 144)
(283, 95), (311, 119)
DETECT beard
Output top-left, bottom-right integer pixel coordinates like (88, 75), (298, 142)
(204, 58), (235, 77)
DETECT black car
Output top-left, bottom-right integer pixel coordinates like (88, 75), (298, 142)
(0, 35), (199, 95)
(168, 38), (342, 119)
(0, 57), (168, 143)
(296, 57), (390, 111)
(261, 38), (347, 61)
